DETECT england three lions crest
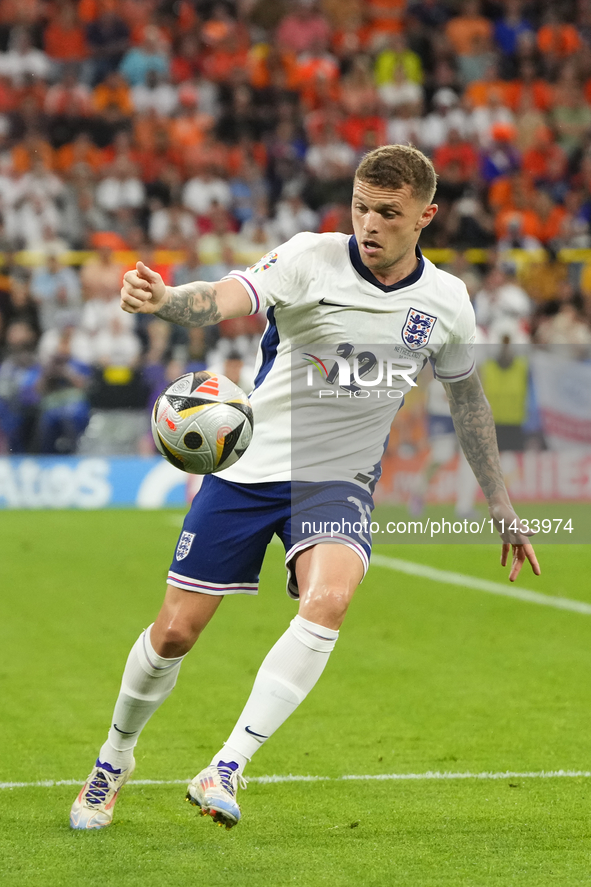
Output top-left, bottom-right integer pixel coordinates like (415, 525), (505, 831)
(402, 308), (437, 350)
(176, 531), (195, 561)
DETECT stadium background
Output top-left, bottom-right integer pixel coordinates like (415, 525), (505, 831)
(2, 3), (591, 885)
(0, 0), (591, 481)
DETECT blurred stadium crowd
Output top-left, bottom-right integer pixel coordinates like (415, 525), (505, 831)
(0, 0), (591, 456)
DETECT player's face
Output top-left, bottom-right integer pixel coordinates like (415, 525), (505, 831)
(351, 180), (437, 283)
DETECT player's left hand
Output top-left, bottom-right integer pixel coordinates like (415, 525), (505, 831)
(488, 502), (541, 582)
(500, 541), (540, 582)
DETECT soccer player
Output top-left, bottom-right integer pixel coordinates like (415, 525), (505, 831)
(70, 145), (539, 830)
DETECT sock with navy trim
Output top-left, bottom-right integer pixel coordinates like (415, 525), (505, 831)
(211, 614), (339, 772)
(98, 624), (184, 771)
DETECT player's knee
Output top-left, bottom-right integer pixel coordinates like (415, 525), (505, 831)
(151, 622), (200, 658)
(298, 585), (352, 629)
(152, 586), (222, 657)
(154, 628), (192, 658)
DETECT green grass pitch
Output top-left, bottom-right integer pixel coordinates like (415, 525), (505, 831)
(1, 510), (591, 886)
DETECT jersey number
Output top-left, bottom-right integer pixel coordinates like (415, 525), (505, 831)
(325, 343), (378, 393)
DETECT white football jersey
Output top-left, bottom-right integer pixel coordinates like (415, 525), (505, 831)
(218, 232), (476, 489)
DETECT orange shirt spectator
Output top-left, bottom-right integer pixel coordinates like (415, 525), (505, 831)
(294, 52), (340, 109)
(340, 114), (386, 150)
(537, 21), (581, 57)
(495, 206), (541, 240)
(133, 114), (173, 161)
(77, 0), (114, 23)
(44, 6), (88, 61)
(522, 128), (568, 183)
(294, 53), (339, 88)
(56, 134), (104, 175)
(506, 77), (553, 113)
(0, 74), (16, 111)
(12, 136), (54, 173)
(535, 192), (568, 243)
(488, 171), (534, 212)
(90, 231), (129, 250)
(433, 137), (479, 180)
(226, 140), (266, 176)
(182, 134), (229, 175)
(465, 77), (511, 109)
(168, 111), (206, 152)
(201, 38), (249, 84)
(176, 1), (197, 32)
(93, 73), (133, 116)
(364, 0), (405, 44)
(445, 2), (493, 57)
(248, 45), (298, 90)
(136, 142), (182, 182)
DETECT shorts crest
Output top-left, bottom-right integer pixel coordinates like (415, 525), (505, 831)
(402, 307), (437, 350)
(176, 531), (195, 561)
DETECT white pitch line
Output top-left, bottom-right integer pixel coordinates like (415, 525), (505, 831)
(371, 554), (591, 615)
(3, 770), (591, 791)
(272, 537), (589, 615)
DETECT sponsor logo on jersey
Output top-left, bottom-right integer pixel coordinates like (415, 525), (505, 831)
(176, 531), (195, 561)
(249, 250), (278, 273)
(402, 308), (437, 350)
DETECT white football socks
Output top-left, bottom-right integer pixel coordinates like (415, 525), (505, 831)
(212, 614), (339, 772)
(99, 624), (184, 771)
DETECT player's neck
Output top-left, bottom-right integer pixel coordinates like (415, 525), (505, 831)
(371, 250), (420, 287)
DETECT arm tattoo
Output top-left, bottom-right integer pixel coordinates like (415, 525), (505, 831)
(155, 282), (222, 327)
(443, 373), (508, 503)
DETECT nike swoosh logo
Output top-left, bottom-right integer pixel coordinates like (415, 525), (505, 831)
(113, 724), (137, 735)
(319, 298), (348, 307)
(245, 725), (269, 740)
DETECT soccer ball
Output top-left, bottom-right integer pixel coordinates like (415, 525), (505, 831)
(151, 371), (253, 474)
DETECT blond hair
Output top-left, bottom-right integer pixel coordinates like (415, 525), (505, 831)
(355, 145), (438, 204)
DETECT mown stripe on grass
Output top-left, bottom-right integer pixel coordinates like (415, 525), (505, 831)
(371, 554), (591, 615)
(3, 770), (591, 790)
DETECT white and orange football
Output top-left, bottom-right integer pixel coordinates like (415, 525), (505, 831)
(151, 372), (253, 474)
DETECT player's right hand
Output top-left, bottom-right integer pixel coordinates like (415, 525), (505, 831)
(121, 261), (168, 315)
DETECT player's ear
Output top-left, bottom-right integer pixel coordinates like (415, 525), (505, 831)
(416, 203), (438, 230)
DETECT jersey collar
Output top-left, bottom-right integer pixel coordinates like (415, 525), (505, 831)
(348, 236), (425, 292)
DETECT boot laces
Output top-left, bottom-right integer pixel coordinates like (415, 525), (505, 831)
(85, 771), (112, 806)
(217, 765), (247, 795)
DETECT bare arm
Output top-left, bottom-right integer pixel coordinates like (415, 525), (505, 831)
(121, 262), (252, 326)
(443, 372), (507, 504)
(443, 372), (540, 581)
(154, 281), (223, 327)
